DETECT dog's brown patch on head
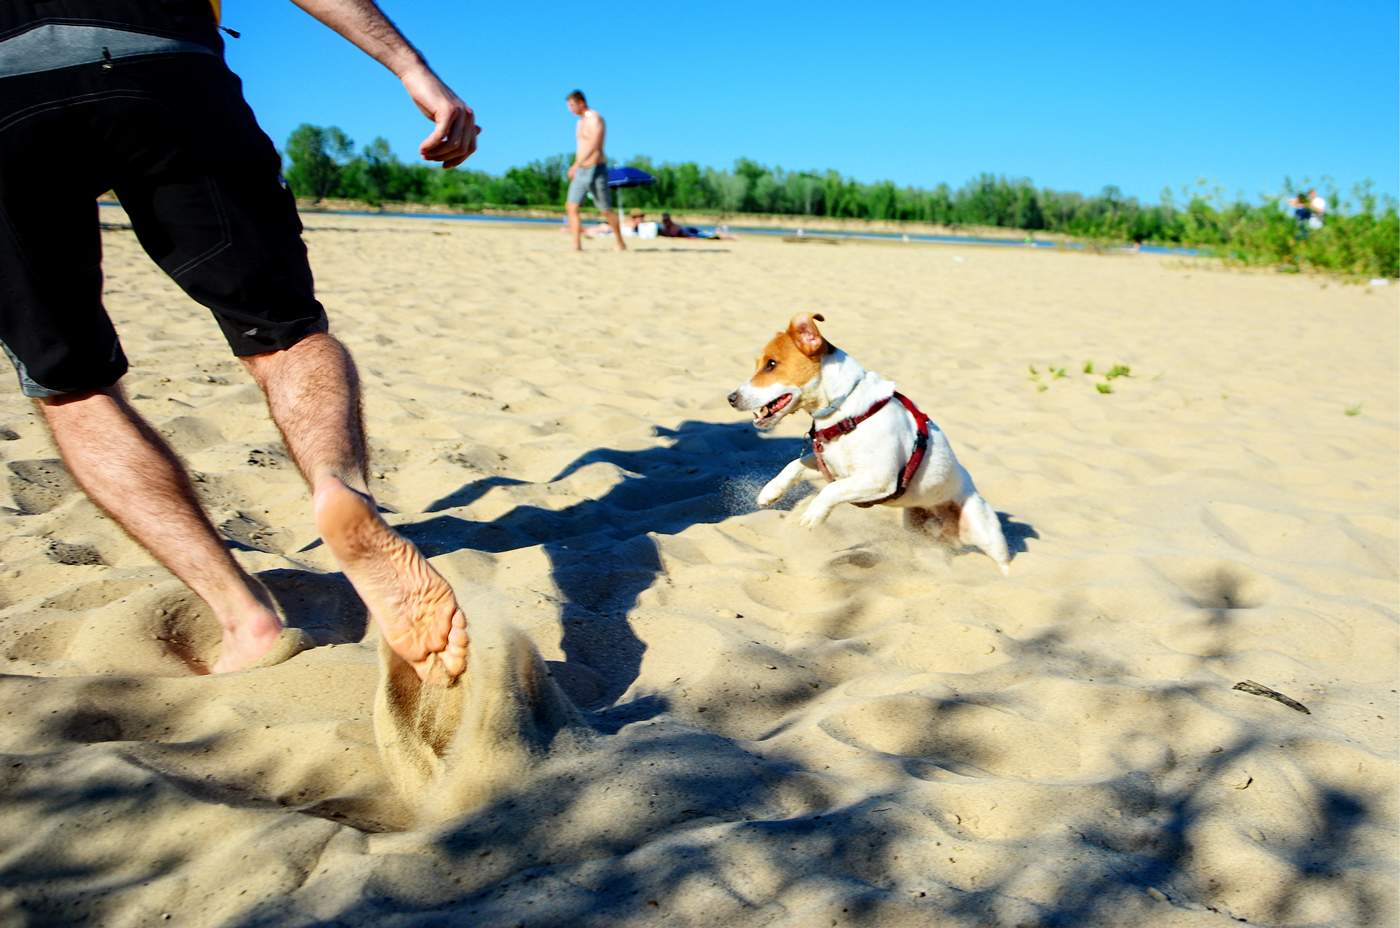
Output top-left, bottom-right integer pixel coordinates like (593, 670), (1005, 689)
(751, 315), (827, 387)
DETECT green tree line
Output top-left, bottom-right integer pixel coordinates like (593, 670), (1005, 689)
(283, 123), (1399, 278)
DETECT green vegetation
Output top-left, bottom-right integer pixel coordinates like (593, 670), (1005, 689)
(1345, 404), (1363, 417)
(282, 124), (1399, 279)
(1029, 360), (1136, 395)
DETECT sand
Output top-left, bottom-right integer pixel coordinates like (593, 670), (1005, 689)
(0, 211), (1396, 927)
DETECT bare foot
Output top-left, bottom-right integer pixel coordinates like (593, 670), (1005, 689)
(315, 478), (468, 682)
(211, 613), (283, 673)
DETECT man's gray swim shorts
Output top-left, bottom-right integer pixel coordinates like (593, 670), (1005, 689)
(565, 163), (612, 210)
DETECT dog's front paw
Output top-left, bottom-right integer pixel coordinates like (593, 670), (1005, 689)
(755, 482), (785, 508)
(798, 505), (829, 529)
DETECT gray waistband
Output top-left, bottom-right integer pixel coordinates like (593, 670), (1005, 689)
(0, 23), (216, 79)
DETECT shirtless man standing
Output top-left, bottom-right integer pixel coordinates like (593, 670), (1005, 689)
(565, 90), (625, 251)
(0, 0), (477, 681)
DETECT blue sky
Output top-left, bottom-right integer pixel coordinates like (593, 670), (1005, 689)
(224, 1), (1399, 207)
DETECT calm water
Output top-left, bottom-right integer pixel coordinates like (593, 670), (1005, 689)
(98, 201), (1198, 256)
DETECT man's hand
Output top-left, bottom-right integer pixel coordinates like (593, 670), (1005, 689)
(401, 64), (479, 169)
(567, 164), (577, 180)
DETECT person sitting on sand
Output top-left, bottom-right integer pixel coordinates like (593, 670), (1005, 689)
(585, 209), (645, 238)
(658, 212), (735, 240)
(0, 0), (476, 680)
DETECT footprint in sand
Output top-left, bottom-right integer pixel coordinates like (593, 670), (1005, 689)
(39, 578), (152, 612)
(6, 459), (79, 514)
(63, 582), (229, 676)
(4, 620), (81, 663)
(44, 539), (106, 567)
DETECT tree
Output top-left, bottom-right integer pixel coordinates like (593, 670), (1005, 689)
(283, 124), (352, 202)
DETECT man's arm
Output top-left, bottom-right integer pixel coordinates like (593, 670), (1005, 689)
(288, 0), (479, 168)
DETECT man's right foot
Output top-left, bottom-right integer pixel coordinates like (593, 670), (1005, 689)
(314, 478), (469, 682)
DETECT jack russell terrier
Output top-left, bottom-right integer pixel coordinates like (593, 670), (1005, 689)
(728, 313), (1011, 574)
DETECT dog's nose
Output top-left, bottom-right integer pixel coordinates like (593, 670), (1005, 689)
(727, 390), (740, 408)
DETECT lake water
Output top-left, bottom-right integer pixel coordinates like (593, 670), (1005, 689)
(99, 201), (1199, 256)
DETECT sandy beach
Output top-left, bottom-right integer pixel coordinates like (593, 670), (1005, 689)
(1, 212), (1396, 926)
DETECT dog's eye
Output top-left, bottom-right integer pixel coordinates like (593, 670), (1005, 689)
(763, 358), (777, 371)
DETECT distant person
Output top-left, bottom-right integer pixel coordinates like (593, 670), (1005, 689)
(658, 212), (734, 241)
(1307, 188), (1327, 230)
(564, 90), (624, 251)
(1289, 188), (1326, 237)
(582, 210), (648, 239)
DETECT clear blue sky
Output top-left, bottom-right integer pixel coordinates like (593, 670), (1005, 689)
(224, 0), (1399, 207)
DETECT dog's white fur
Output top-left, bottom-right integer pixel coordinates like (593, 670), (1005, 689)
(729, 314), (1011, 574)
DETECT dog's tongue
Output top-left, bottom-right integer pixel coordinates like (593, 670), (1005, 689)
(769, 393), (792, 414)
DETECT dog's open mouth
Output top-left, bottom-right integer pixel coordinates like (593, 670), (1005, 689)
(753, 392), (795, 428)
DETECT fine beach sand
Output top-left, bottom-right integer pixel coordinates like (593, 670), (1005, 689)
(1, 212), (1396, 926)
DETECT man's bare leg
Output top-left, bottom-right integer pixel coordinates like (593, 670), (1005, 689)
(37, 387), (284, 672)
(602, 209), (627, 251)
(565, 201), (583, 251)
(241, 333), (467, 682)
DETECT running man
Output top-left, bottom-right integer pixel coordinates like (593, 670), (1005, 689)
(0, 0), (478, 680)
(565, 90), (625, 251)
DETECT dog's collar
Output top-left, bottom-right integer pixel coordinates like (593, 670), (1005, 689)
(810, 373), (866, 420)
(810, 393), (891, 445)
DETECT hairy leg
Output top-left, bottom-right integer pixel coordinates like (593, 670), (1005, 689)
(602, 209), (626, 251)
(241, 334), (468, 681)
(565, 202), (583, 251)
(37, 386), (283, 671)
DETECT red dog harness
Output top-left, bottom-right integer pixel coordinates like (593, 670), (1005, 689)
(808, 391), (931, 507)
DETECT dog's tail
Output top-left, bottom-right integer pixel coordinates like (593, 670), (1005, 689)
(959, 493), (1011, 575)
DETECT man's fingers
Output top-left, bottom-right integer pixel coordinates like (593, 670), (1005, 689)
(420, 109), (479, 164)
(431, 123), (480, 169)
(418, 103), (461, 157)
(442, 126), (482, 169)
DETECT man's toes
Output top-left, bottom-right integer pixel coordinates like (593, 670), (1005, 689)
(440, 611), (469, 679)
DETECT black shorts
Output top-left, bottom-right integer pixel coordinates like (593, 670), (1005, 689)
(0, 16), (327, 397)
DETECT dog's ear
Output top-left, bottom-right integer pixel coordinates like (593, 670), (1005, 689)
(787, 313), (827, 358)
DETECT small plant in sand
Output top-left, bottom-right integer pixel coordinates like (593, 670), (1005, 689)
(1345, 403), (1363, 417)
(1030, 360), (1136, 395)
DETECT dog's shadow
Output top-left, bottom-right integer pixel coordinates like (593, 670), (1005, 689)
(998, 511), (1039, 556)
(266, 420), (1037, 718)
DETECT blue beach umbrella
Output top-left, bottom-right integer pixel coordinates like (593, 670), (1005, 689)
(606, 166), (655, 215)
(606, 166), (656, 189)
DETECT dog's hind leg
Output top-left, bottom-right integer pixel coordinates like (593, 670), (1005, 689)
(902, 507), (933, 534)
(958, 493), (1010, 575)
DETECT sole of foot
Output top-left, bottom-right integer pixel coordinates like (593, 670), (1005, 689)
(315, 478), (468, 682)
